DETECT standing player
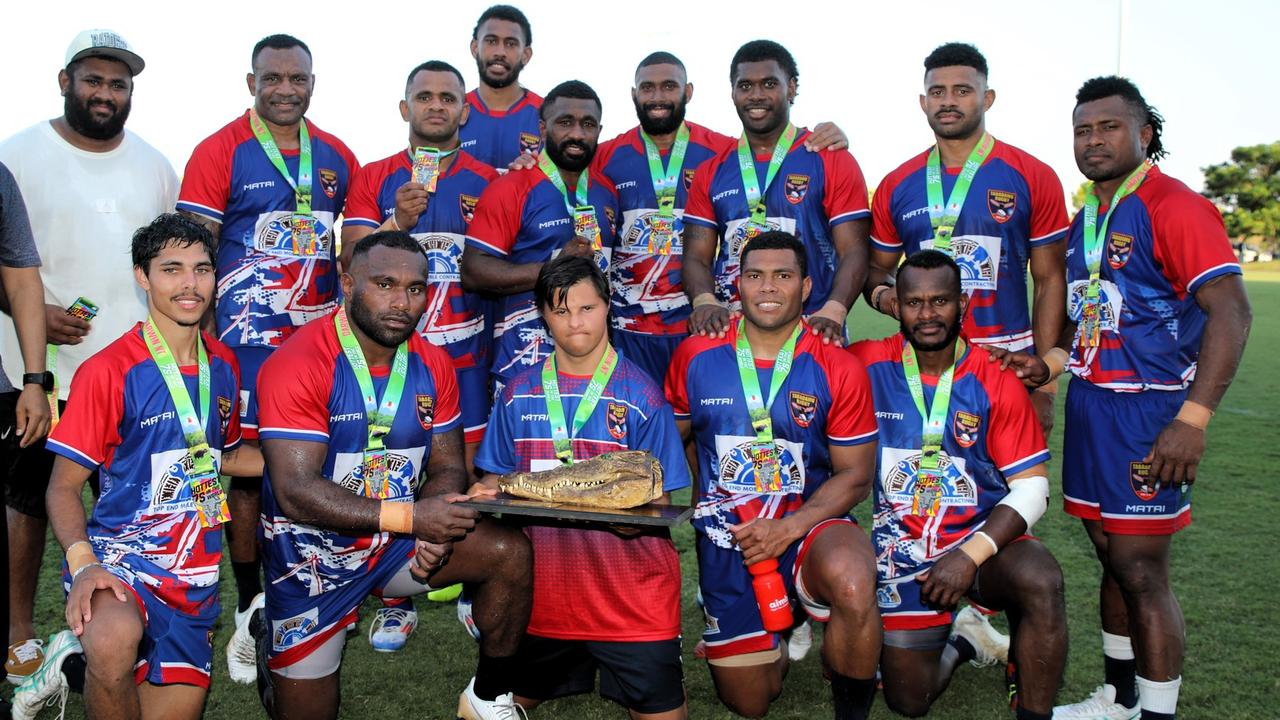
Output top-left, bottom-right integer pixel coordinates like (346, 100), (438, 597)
(177, 34), (359, 681)
(866, 43), (1068, 433)
(682, 40), (871, 346)
(473, 255), (691, 719)
(255, 231), (532, 720)
(667, 231), (881, 720)
(849, 250), (1066, 720)
(462, 5), (542, 169)
(462, 80), (617, 390)
(998, 78), (1251, 720)
(26, 214), (259, 719)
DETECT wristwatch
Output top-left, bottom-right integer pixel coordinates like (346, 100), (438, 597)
(22, 372), (53, 392)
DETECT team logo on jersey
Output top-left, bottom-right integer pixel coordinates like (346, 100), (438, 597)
(784, 174), (810, 204)
(882, 449), (977, 509)
(218, 395), (232, 435)
(1129, 461), (1157, 501)
(273, 609), (319, 652)
(987, 189), (1016, 223)
(607, 401), (628, 440)
(953, 410), (981, 448)
(416, 395), (435, 430)
(319, 168), (339, 199)
(1108, 232), (1134, 269)
(789, 391), (817, 428)
(876, 584), (902, 609)
(459, 194), (479, 225)
(683, 168), (697, 192)
(519, 132), (541, 155)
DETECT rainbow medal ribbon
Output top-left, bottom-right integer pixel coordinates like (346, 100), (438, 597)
(924, 133), (994, 254)
(543, 345), (619, 464)
(901, 338), (964, 517)
(641, 124), (689, 255)
(537, 152), (600, 250)
(248, 108), (318, 257)
(734, 319), (801, 493)
(736, 123), (797, 244)
(1079, 160), (1152, 347)
(334, 309), (409, 498)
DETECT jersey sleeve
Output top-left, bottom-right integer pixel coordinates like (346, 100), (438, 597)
(176, 132), (233, 223)
(1149, 191), (1242, 296)
(870, 172), (903, 251)
(46, 356), (125, 469)
(984, 369), (1050, 476)
(424, 346), (462, 434)
(681, 157), (719, 229)
(825, 350), (878, 446)
(473, 387), (517, 475)
(1026, 160), (1069, 246)
(821, 150), (871, 227)
(635, 401), (691, 492)
(664, 338), (696, 419)
(344, 163), (385, 229)
(256, 346), (332, 443)
(465, 177), (524, 256)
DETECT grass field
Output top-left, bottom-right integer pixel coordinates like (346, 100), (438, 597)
(20, 277), (1278, 719)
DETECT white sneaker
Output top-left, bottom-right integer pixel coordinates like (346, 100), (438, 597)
(11, 630), (81, 720)
(787, 621), (813, 662)
(6, 638), (45, 684)
(951, 606), (1009, 668)
(226, 592), (264, 684)
(368, 606), (418, 652)
(457, 596), (481, 641)
(457, 676), (527, 719)
(1053, 685), (1139, 720)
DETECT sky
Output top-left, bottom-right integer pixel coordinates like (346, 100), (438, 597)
(3, 0), (1274, 199)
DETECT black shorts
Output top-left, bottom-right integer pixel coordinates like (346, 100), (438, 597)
(0, 392), (63, 519)
(510, 634), (685, 714)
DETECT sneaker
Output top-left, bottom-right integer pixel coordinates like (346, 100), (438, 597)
(226, 592), (265, 684)
(457, 676), (527, 720)
(368, 607), (418, 652)
(1053, 685), (1139, 720)
(6, 638), (45, 684)
(951, 606), (1009, 667)
(457, 595), (481, 641)
(11, 630), (81, 720)
(427, 582), (463, 602)
(787, 620), (813, 662)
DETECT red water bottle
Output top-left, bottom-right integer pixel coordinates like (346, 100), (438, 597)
(736, 503), (794, 633)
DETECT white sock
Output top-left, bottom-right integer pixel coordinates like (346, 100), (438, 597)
(1136, 675), (1181, 714)
(1102, 631), (1134, 660)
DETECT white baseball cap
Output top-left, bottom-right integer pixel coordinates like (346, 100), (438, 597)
(64, 29), (144, 76)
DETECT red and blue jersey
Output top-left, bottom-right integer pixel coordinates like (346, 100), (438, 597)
(465, 166), (618, 383)
(682, 130), (870, 315)
(47, 325), (243, 617)
(177, 111), (360, 350)
(594, 122), (734, 336)
(345, 149), (497, 370)
(849, 336), (1048, 594)
(871, 139), (1068, 351)
(475, 354), (690, 642)
(666, 322), (879, 549)
(459, 89), (543, 169)
(255, 311), (460, 599)
(1064, 166), (1241, 392)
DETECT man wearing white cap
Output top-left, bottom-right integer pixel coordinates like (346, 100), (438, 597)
(0, 27), (177, 695)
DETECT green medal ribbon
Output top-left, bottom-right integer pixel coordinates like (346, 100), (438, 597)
(334, 308), (410, 499)
(737, 123), (797, 234)
(1079, 160), (1152, 347)
(248, 109), (317, 255)
(141, 317), (228, 528)
(925, 133), (994, 253)
(537, 151), (600, 249)
(901, 338), (965, 517)
(734, 318), (802, 493)
(542, 344), (619, 464)
(641, 124), (690, 255)
(46, 345), (59, 427)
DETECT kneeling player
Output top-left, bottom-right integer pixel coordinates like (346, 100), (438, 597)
(666, 231), (881, 720)
(255, 231), (532, 720)
(40, 214), (261, 719)
(848, 250), (1066, 719)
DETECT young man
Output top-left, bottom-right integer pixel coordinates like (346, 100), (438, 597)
(20, 214), (259, 720)
(999, 78), (1251, 720)
(177, 34), (360, 681)
(473, 255), (691, 719)
(682, 40), (871, 347)
(849, 250), (1066, 720)
(255, 231), (532, 720)
(461, 4), (542, 169)
(667, 231), (881, 719)
(866, 43), (1068, 433)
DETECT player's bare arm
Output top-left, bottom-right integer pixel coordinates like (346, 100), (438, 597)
(460, 245), (542, 294)
(865, 246), (904, 319)
(219, 443), (264, 478)
(0, 264), (51, 445)
(985, 316), (1078, 387)
(681, 222), (730, 337)
(338, 225), (374, 272)
(808, 217), (870, 345)
(45, 456), (129, 635)
(1028, 239), (1068, 431)
(419, 425), (469, 497)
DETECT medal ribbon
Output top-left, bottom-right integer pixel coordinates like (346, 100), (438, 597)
(901, 338), (965, 516)
(737, 124), (797, 229)
(1079, 160), (1152, 347)
(45, 345), (59, 428)
(537, 152), (599, 249)
(925, 133), (994, 253)
(248, 109), (312, 215)
(543, 344), (619, 464)
(734, 319), (802, 492)
(641, 124), (690, 254)
(334, 308), (410, 498)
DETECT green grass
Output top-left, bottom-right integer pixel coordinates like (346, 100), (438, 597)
(22, 281), (1279, 719)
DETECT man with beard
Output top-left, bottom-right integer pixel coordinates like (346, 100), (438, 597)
(849, 249), (1066, 720)
(666, 231), (882, 720)
(683, 40), (871, 348)
(177, 34), (359, 683)
(463, 80), (618, 390)
(865, 43), (1068, 435)
(462, 5), (543, 169)
(254, 231), (532, 720)
(0, 29), (178, 687)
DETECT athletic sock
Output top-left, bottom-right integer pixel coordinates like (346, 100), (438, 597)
(473, 652), (519, 701)
(1137, 675), (1180, 720)
(233, 561), (262, 612)
(1102, 631), (1138, 708)
(62, 652), (86, 694)
(830, 673), (876, 720)
(941, 634), (977, 669)
(1015, 708), (1051, 720)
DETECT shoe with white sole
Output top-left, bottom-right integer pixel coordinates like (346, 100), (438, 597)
(368, 606), (418, 652)
(1053, 685), (1139, 720)
(226, 592), (265, 684)
(787, 620), (813, 662)
(951, 606), (1009, 667)
(6, 638), (44, 685)
(457, 676), (527, 719)
(457, 595), (481, 641)
(11, 630), (81, 720)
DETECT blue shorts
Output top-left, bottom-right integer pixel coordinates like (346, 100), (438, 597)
(233, 346), (274, 442)
(1063, 378), (1191, 535)
(697, 518), (849, 661)
(457, 364), (492, 445)
(612, 330), (687, 387)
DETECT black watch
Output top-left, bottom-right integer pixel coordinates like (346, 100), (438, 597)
(22, 372), (53, 392)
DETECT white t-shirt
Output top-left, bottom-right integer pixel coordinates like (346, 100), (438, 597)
(0, 121), (178, 398)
